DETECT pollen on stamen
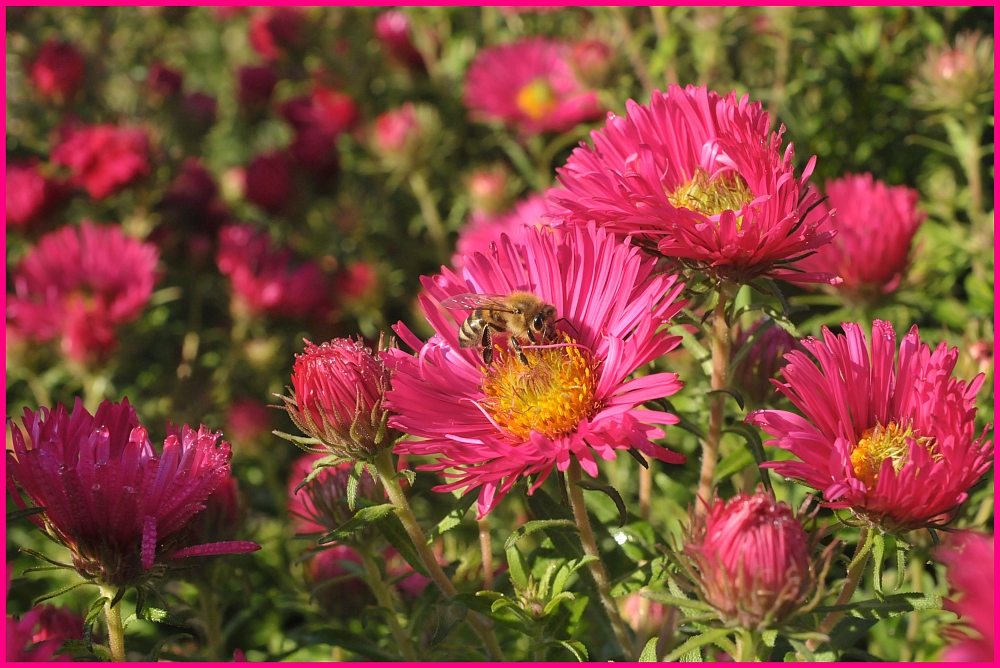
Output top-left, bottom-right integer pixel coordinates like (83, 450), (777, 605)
(667, 168), (754, 221)
(480, 335), (600, 442)
(850, 421), (936, 488)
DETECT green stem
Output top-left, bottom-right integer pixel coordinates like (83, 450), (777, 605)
(373, 449), (505, 661)
(566, 459), (635, 660)
(696, 283), (735, 517)
(197, 580), (224, 660)
(82, 368), (112, 413)
(408, 171), (448, 263)
(358, 544), (418, 661)
(961, 115), (984, 231)
(737, 628), (760, 661)
(478, 517), (494, 590)
(807, 526), (872, 651)
(99, 585), (126, 662)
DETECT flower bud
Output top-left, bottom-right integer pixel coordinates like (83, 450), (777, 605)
(374, 10), (425, 70)
(306, 546), (374, 617)
(180, 92), (218, 135)
(731, 319), (803, 409)
(279, 337), (400, 461)
(912, 31), (993, 114)
(371, 103), (439, 174)
(466, 166), (511, 215)
(570, 39), (614, 87)
(245, 151), (293, 214)
(287, 453), (379, 535)
(683, 491), (826, 631)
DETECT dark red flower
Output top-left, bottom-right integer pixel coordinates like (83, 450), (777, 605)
(28, 40), (85, 102)
(216, 224), (330, 319)
(5, 160), (69, 229)
(374, 10), (424, 70)
(244, 152), (293, 214)
(181, 92), (218, 133)
(334, 261), (379, 304)
(237, 65), (279, 107)
(249, 7), (306, 61)
(6, 398), (260, 589)
(51, 124), (150, 200)
(280, 87), (357, 173)
(147, 61), (184, 98)
(7, 221), (159, 363)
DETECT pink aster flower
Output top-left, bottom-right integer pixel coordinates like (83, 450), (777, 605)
(216, 224), (330, 320)
(28, 39), (85, 103)
(463, 37), (602, 136)
(386, 222), (687, 516)
(374, 9), (425, 71)
(453, 194), (557, 269)
(6, 398), (260, 589)
(938, 531), (994, 662)
(7, 221), (159, 363)
(287, 452), (379, 535)
(747, 321), (993, 534)
(51, 124), (150, 200)
(6, 159), (69, 229)
(550, 84), (837, 285)
(795, 173), (926, 305)
(680, 491), (828, 631)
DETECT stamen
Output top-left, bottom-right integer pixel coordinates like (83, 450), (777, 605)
(850, 421), (935, 488)
(667, 168), (753, 223)
(516, 78), (558, 122)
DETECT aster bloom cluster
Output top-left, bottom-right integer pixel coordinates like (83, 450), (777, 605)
(6, 398), (259, 588)
(7, 222), (159, 363)
(748, 321), (993, 533)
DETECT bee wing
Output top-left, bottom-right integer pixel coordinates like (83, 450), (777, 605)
(439, 293), (517, 312)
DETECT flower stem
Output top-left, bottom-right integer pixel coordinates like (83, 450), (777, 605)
(696, 283), (735, 517)
(358, 544), (418, 661)
(407, 171), (448, 263)
(566, 459), (635, 660)
(100, 585), (126, 662)
(197, 580), (225, 660)
(807, 526), (872, 651)
(478, 517), (494, 590)
(372, 449), (505, 661)
(737, 628), (761, 661)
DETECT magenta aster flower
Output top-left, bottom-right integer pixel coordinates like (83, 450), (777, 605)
(216, 224), (330, 320)
(6, 159), (69, 229)
(7, 221), (159, 363)
(6, 398), (259, 589)
(938, 531), (994, 662)
(550, 84), (838, 285)
(747, 321), (993, 533)
(795, 173), (926, 305)
(452, 194), (557, 269)
(279, 337), (399, 462)
(51, 124), (150, 200)
(681, 491), (824, 631)
(287, 453), (378, 535)
(463, 37), (602, 136)
(386, 223), (687, 516)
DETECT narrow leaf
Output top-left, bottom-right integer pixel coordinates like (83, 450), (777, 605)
(505, 544), (530, 589)
(426, 491), (478, 543)
(7, 506), (46, 523)
(706, 387), (745, 411)
(142, 606), (192, 629)
(347, 463), (362, 512)
(317, 503), (395, 544)
(872, 533), (886, 599)
(894, 542), (907, 593)
(84, 597), (109, 651)
(639, 637), (659, 662)
(663, 628), (734, 662)
(374, 512), (430, 577)
(575, 480), (628, 527)
(19, 547), (73, 569)
(642, 589), (714, 612)
(33, 580), (96, 605)
(503, 519), (579, 551)
(722, 423), (772, 493)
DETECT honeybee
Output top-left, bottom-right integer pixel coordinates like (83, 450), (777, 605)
(440, 291), (558, 365)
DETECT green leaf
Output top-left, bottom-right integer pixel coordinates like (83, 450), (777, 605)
(396, 468), (416, 486)
(713, 446), (757, 482)
(722, 423), (772, 493)
(503, 519), (579, 551)
(146, 633), (193, 661)
(32, 580), (97, 606)
(83, 596), (109, 652)
(141, 606), (192, 629)
(575, 480), (628, 527)
(374, 512), (430, 577)
(642, 589), (715, 613)
(297, 629), (403, 661)
(894, 542), (907, 593)
(552, 556), (598, 597)
(811, 592), (943, 617)
(346, 462), (362, 512)
(426, 602), (468, 646)
(7, 506), (46, 523)
(317, 503), (395, 544)
(525, 489), (583, 559)
(555, 639), (590, 662)
(135, 586), (147, 618)
(663, 628), (734, 662)
(639, 637), (659, 662)
(294, 455), (349, 494)
(426, 491), (478, 543)
(654, 399), (705, 439)
(505, 544), (530, 589)
(706, 387), (745, 411)
(871, 533), (886, 598)
(19, 547), (74, 569)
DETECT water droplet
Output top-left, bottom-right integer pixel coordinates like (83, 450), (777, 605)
(92, 483), (100, 491)
(96, 459), (107, 467)
(123, 486), (134, 494)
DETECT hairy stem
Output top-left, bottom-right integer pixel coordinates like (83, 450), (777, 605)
(478, 517), (494, 590)
(566, 459), (635, 660)
(696, 283), (735, 517)
(737, 628), (760, 661)
(807, 526), (872, 651)
(100, 585), (126, 662)
(358, 545), (418, 661)
(373, 449), (504, 660)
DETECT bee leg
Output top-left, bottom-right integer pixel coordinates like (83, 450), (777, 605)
(482, 325), (494, 366)
(510, 337), (529, 365)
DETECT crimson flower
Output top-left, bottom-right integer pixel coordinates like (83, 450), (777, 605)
(28, 39), (85, 102)
(373, 103), (421, 155)
(453, 194), (557, 269)
(795, 173), (926, 305)
(748, 321), (993, 534)
(244, 151), (293, 214)
(51, 124), (150, 200)
(6, 160), (69, 229)
(938, 531), (994, 662)
(278, 337), (399, 462)
(386, 223), (687, 516)
(147, 61), (183, 98)
(464, 37), (602, 136)
(237, 65), (279, 107)
(7, 221), (159, 363)
(280, 87), (357, 174)
(680, 491), (828, 631)
(550, 84), (837, 285)
(6, 398), (259, 589)
(374, 10), (425, 70)
(248, 7), (306, 60)
(216, 224), (329, 320)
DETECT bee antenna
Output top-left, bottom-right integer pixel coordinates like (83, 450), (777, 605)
(555, 317), (580, 338)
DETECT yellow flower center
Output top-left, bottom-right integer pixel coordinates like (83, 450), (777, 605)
(516, 78), (558, 122)
(850, 422), (934, 488)
(480, 335), (600, 442)
(667, 168), (754, 226)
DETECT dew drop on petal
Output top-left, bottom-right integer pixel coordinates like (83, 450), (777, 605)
(92, 483), (100, 491)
